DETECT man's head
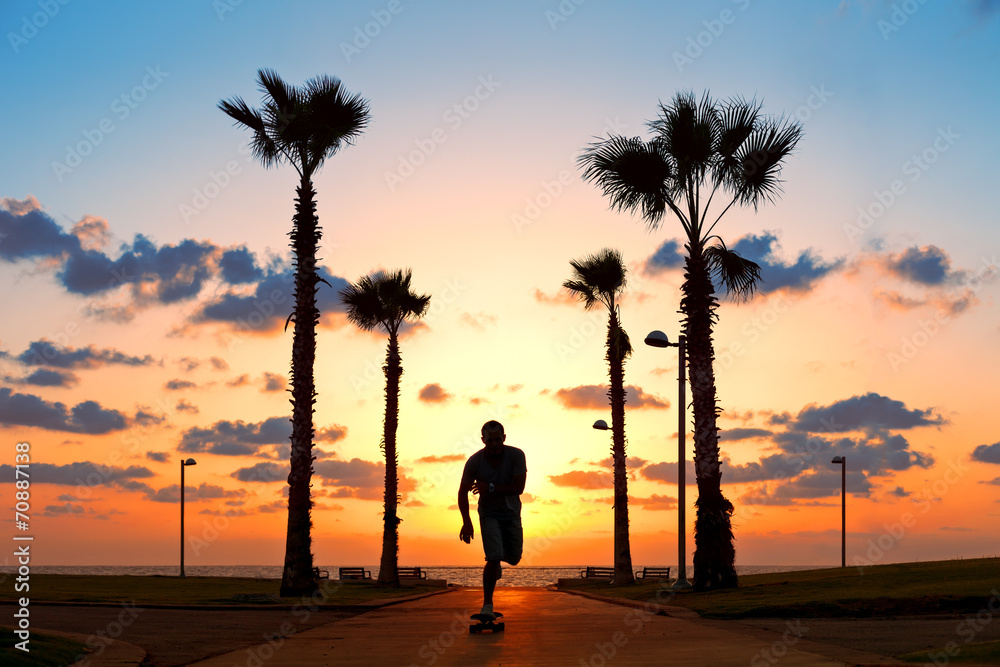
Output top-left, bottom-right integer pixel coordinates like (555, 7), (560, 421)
(481, 420), (505, 455)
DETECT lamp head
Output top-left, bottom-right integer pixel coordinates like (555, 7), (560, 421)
(644, 330), (671, 348)
(592, 420), (610, 430)
(831, 456), (844, 464)
(183, 458), (197, 466)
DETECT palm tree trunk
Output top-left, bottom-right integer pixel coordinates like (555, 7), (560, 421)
(377, 333), (401, 587)
(607, 309), (635, 585)
(280, 177), (321, 597)
(682, 246), (738, 592)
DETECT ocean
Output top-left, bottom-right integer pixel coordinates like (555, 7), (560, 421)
(9, 565), (823, 587)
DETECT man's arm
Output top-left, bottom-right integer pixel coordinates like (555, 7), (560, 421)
(458, 481), (475, 543)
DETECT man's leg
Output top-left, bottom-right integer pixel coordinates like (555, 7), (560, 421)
(483, 559), (501, 606)
(479, 515), (503, 616)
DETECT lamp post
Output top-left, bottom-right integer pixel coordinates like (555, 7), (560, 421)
(180, 458), (197, 577)
(831, 456), (845, 568)
(644, 330), (692, 590)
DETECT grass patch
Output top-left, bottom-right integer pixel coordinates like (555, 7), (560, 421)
(563, 557), (1000, 619)
(0, 575), (443, 607)
(0, 627), (88, 667)
(899, 639), (1000, 663)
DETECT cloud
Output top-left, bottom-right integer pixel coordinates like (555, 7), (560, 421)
(740, 468), (872, 504)
(0, 198), (80, 261)
(175, 399), (199, 414)
(177, 416), (290, 456)
(146, 451), (170, 463)
(60, 235), (217, 303)
(316, 424), (347, 443)
(0, 388), (128, 433)
(1, 198), (350, 324)
(789, 392), (945, 432)
(192, 266), (349, 332)
(972, 442), (1000, 464)
(729, 232), (842, 293)
(313, 458), (388, 500)
(532, 288), (576, 306)
(885, 245), (953, 286)
(459, 311), (498, 330)
(146, 482), (249, 504)
(727, 430), (934, 481)
(1, 195), (42, 215)
(640, 461), (696, 484)
(552, 385), (668, 409)
(231, 461), (288, 483)
(419, 383), (452, 403)
(416, 454), (466, 464)
(261, 372), (286, 392)
(132, 408), (166, 427)
(719, 428), (772, 441)
(0, 461), (153, 486)
(548, 470), (609, 489)
(17, 340), (156, 369)
(71, 216), (112, 251)
(219, 246), (264, 284)
(5, 368), (79, 387)
(643, 239), (685, 274)
(166, 379), (196, 391)
(631, 494), (678, 510)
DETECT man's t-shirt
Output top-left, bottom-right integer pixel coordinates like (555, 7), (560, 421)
(461, 445), (527, 519)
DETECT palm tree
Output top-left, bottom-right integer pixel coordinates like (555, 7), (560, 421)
(563, 248), (635, 586)
(579, 92), (802, 591)
(340, 269), (431, 587)
(219, 69), (370, 596)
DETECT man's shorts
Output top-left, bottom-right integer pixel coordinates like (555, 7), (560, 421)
(478, 513), (523, 564)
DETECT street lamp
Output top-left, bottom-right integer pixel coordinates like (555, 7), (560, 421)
(180, 458), (197, 577)
(831, 456), (845, 568)
(644, 330), (692, 590)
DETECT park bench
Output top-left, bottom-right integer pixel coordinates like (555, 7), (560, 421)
(634, 566), (671, 580)
(397, 566), (427, 579)
(312, 567), (330, 580)
(338, 566), (372, 580)
(580, 566), (615, 578)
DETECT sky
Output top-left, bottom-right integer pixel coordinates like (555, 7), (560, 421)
(1, 0), (999, 571)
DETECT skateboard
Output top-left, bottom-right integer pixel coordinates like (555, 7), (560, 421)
(469, 611), (504, 633)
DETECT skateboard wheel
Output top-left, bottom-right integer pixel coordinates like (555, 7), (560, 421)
(469, 625), (479, 633)
(496, 623), (505, 631)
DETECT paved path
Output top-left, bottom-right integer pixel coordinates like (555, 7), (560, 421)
(190, 587), (903, 666)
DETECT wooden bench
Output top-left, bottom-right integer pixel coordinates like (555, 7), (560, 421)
(635, 566), (671, 580)
(398, 566), (427, 580)
(312, 567), (329, 580)
(338, 566), (372, 580)
(580, 566), (615, 578)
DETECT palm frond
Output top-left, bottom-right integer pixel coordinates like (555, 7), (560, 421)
(218, 97), (283, 169)
(705, 239), (763, 302)
(578, 135), (674, 229)
(650, 91), (717, 187)
(221, 69), (370, 178)
(565, 248), (628, 311)
(734, 116), (804, 209)
(712, 96), (761, 187)
(563, 279), (598, 310)
(340, 269), (430, 335)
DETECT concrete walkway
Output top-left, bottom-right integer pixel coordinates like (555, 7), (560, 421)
(190, 587), (903, 666)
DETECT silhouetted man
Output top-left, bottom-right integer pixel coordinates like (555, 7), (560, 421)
(459, 420), (527, 619)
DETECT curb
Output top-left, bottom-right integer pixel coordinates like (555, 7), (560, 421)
(0, 586), (456, 612)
